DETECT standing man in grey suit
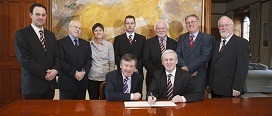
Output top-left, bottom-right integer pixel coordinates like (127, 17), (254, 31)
(143, 20), (177, 93)
(57, 20), (92, 100)
(14, 3), (59, 99)
(176, 14), (213, 93)
(208, 16), (250, 98)
(113, 15), (146, 76)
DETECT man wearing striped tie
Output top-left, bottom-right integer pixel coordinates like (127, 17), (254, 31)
(105, 53), (143, 101)
(14, 3), (59, 100)
(148, 50), (203, 104)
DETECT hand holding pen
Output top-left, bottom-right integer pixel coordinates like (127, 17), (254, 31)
(148, 92), (157, 104)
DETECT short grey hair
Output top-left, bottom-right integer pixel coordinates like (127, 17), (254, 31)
(161, 50), (178, 60)
(217, 15), (234, 26)
(154, 20), (169, 31)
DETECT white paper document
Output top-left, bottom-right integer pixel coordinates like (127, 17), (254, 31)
(124, 101), (177, 107)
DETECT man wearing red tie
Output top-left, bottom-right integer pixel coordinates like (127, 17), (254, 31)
(113, 15), (146, 76)
(176, 14), (214, 93)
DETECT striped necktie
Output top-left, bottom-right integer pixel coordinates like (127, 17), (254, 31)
(128, 35), (133, 44)
(189, 35), (194, 48)
(166, 74), (173, 99)
(39, 30), (46, 51)
(220, 39), (226, 52)
(123, 77), (129, 93)
(160, 38), (166, 53)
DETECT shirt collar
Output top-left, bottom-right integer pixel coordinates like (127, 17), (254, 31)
(165, 68), (176, 78)
(189, 31), (199, 39)
(68, 34), (78, 41)
(126, 32), (135, 38)
(90, 39), (105, 45)
(31, 23), (44, 35)
(121, 73), (131, 81)
(221, 33), (233, 44)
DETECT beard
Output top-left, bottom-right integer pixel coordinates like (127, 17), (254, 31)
(220, 30), (232, 39)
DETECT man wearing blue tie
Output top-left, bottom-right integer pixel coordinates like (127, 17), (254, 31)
(57, 20), (92, 100)
(105, 53), (143, 101)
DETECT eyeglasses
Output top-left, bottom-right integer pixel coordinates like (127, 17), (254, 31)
(218, 24), (232, 28)
(70, 25), (82, 30)
(186, 20), (198, 25)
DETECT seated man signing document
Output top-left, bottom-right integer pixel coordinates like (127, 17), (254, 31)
(148, 50), (203, 104)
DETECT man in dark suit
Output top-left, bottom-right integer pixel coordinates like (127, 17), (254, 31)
(57, 20), (92, 100)
(208, 16), (250, 98)
(143, 20), (177, 92)
(105, 53), (143, 101)
(148, 50), (203, 104)
(113, 15), (146, 76)
(176, 14), (213, 93)
(14, 3), (59, 99)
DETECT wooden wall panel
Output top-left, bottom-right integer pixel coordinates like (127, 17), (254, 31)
(0, 0), (49, 108)
(0, 69), (3, 107)
(0, 2), (2, 57)
(8, 2), (20, 57)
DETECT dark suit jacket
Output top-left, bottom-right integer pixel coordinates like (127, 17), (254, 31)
(105, 69), (143, 101)
(57, 36), (92, 90)
(14, 25), (59, 95)
(208, 34), (250, 96)
(148, 68), (203, 102)
(113, 33), (146, 75)
(143, 36), (177, 88)
(176, 32), (213, 91)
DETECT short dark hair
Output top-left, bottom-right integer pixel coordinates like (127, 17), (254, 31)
(92, 23), (104, 32)
(185, 14), (199, 21)
(29, 3), (47, 14)
(124, 15), (135, 23)
(120, 53), (137, 66)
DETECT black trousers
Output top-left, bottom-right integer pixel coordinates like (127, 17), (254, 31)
(24, 87), (55, 100)
(88, 80), (103, 100)
(211, 90), (241, 98)
(59, 89), (86, 100)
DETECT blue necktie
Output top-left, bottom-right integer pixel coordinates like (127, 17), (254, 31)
(123, 77), (129, 93)
(74, 39), (79, 51)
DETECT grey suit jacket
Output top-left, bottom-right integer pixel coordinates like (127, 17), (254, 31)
(176, 32), (213, 91)
(208, 34), (250, 96)
(14, 25), (59, 95)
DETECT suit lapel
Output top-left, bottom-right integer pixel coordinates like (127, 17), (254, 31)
(27, 26), (45, 52)
(117, 70), (124, 92)
(173, 69), (182, 95)
(66, 36), (79, 54)
(189, 33), (202, 53)
(130, 73), (137, 93)
(123, 33), (133, 51)
(154, 36), (163, 56)
(216, 35), (235, 59)
(160, 70), (168, 98)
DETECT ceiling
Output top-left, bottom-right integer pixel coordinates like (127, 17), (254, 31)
(212, 0), (234, 3)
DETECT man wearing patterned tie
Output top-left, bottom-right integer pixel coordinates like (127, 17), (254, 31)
(57, 20), (92, 100)
(105, 53), (143, 101)
(143, 20), (177, 93)
(14, 3), (59, 99)
(208, 16), (250, 98)
(113, 15), (146, 76)
(148, 50), (203, 104)
(176, 14), (214, 93)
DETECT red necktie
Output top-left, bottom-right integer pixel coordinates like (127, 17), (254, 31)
(189, 35), (194, 48)
(220, 39), (226, 52)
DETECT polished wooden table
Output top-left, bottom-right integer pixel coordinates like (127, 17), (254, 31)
(0, 97), (272, 116)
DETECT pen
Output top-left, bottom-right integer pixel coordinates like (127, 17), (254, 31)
(150, 92), (155, 100)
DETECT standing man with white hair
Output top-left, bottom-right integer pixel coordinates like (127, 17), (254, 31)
(143, 20), (177, 93)
(208, 16), (250, 98)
